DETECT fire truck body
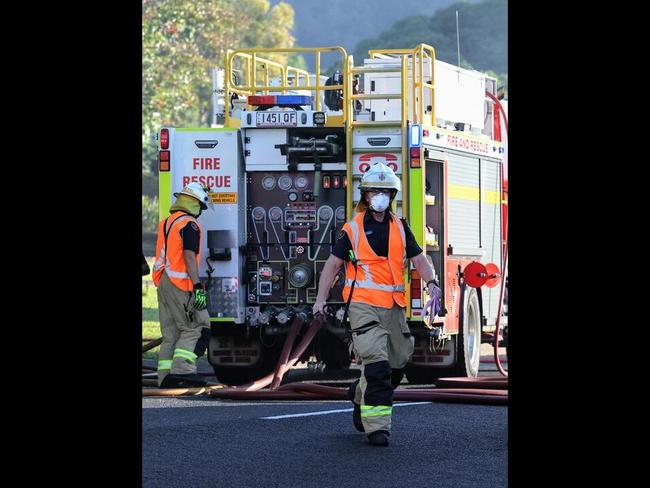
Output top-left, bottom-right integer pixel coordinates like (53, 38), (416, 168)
(158, 46), (506, 384)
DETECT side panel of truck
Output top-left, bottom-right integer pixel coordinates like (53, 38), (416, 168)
(165, 128), (245, 322)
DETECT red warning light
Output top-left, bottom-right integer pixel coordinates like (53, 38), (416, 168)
(160, 128), (169, 149)
(323, 176), (331, 189)
(332, 176), (340, 188)
(159, 150), (170, 171)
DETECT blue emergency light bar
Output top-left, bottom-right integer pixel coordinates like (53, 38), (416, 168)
(248, 95), (312, 106)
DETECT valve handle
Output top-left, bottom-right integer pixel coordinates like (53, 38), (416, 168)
(484, 263), (501, 288)
(462, 261), (488, 288)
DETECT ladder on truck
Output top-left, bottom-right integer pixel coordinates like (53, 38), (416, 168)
(219, 44), (438, 221)
(345, 44), (437, 228)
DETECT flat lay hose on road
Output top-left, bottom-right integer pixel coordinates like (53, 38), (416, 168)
(143, 316), (507, 405)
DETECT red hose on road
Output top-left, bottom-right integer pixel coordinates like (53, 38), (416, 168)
(434, 376), (508, 390)
(143, 316), (321, 397)
(210, 382), (507, 405)
(207, 316), (322, 396)
(206, 317), (507, 406)
(270, 315), (303, 389)
(145, 315), (508, 405)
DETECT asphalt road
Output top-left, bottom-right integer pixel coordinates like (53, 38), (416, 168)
(142, 345), (508, 487)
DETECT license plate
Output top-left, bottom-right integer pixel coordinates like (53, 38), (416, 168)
(256, 111), (297, 127)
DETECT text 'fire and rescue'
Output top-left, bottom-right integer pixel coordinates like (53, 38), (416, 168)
(445, 135), (489, 155)
(181, 158), (231, 188)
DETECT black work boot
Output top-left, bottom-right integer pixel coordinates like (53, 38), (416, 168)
(367, 430), (390, 447)
(348, 380), (364, 431)
(353, 403), (365, 432)
(160, 373), (207, 388)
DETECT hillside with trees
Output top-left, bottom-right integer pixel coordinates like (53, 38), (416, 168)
(271, 0), (463, 61)
(353, 0), (507, 89)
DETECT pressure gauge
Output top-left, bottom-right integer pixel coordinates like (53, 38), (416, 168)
(319, 207), (333, 220)
(252, 207), (266, 220)
(288, 192), (298, 202)
(261, 175), (276, 191)
(336, 206), (346, 221)
(288, 264), (313, 288)
(295, 175), (308, 190)
(269, 207), (283, 220)
(278, 175), (293, 191)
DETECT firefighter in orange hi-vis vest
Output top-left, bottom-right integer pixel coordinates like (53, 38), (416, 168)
(152, 182), (214, 388)
(313, 163), (441, 447)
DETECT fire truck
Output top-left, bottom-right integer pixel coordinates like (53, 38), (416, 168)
(157, 45), (507, 385)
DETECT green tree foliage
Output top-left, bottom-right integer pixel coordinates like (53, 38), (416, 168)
(272, 0), (458, 61)
(142, 195), (160, 234)
(353, 0), (507, 87)
(142, 0), (298, 176)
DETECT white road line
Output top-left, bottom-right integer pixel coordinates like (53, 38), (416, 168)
(260, 402), (432, 420)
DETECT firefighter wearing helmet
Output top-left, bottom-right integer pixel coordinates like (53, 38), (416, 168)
(313, 162), (441, 446)
(152, 182), (215, 388)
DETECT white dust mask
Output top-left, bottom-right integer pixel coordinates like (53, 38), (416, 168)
(369, 193), (390, 212)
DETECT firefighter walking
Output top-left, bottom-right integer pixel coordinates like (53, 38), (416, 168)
(313, 163), (440, 446)
(152, 182), (213, 388)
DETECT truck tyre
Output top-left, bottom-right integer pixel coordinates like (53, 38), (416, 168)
(212, 367), (256, 386)
(404, 363), (443, 385)
(404, 287), (482, 383)
(212, 344), (280, 386)
(450, 287), (481, 377)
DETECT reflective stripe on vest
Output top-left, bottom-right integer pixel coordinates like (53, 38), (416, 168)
(152, 212), (202, 292)
(342, 211), (407, 308)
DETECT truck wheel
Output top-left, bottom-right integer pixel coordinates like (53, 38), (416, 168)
(404, 363), (443, 385)
(212, 367), (257, 386)
(451, 287), (482, 377)
(212, 344), (280, 386)
(405, 288), (482, 383)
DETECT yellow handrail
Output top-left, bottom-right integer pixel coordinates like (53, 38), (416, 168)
(364, 44), (436, 127)
(401, 55), (408, 219)
(225, 47), (348, 127)
(343, 44), (439, 221)
(223, 44), (438, 219)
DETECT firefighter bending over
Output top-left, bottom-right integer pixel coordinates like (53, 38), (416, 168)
(152, 182), (213, 388)
(313, 163), (441, 447)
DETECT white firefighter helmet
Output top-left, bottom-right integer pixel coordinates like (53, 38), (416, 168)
(355, 162), (401, 213)
(173, 182), (211, 210)
(359, 162), (401, 193)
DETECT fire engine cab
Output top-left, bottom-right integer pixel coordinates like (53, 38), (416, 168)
(158, 45), (507, 385)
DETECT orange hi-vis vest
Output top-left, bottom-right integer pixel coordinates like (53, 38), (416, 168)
(152, 211), (202, 292)
(341, 211), (407, 308)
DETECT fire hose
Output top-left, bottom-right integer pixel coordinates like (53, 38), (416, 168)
(485, 90), (508, 378)
(144, 315), (507, 405)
